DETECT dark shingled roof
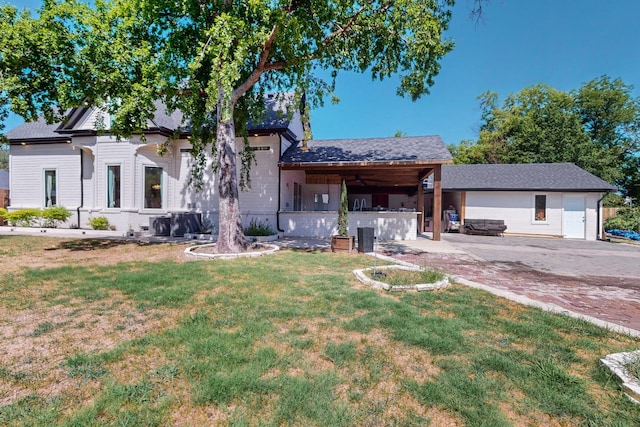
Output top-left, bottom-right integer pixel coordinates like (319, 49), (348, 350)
(442, 163), (616, 192)
(6, 115), (66, 141)
(281, 136), (452, 164)
(6, 94), (296, 141)
(246, 93), (296, 131)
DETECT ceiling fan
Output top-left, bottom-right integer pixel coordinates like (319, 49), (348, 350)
(353, 174), (387, 186)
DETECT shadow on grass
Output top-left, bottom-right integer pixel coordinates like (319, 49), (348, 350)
(51, 239), (164, 252)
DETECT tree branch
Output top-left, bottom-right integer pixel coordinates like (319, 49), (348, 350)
(231, 0), (376, 102)
(321, 0), (374, 51)
(232, 23), (279, 102)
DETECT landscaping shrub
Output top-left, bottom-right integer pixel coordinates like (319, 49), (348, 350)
(243, 218), (275, 236)
(0, 208), (6, 225)
(604, 206), (640, 232)
(40, 206), (72, 228)
(4, 208), (41, 227)
(88, 216), (110, 230)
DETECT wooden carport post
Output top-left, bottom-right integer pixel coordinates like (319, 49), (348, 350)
(432, 164), (442, 241)
(417, 181), (424, 234)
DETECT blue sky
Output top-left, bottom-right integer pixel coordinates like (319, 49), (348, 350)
(5, 0), (640, 146)
(312, 0), (640, 145)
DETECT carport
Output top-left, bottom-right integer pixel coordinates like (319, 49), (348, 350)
(279, 136), (452, 241)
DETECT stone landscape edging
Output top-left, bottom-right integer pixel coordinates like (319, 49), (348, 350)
(184, 243), (280, 260)
(600, 351), (640, 404)
(353, 264), (450, 292)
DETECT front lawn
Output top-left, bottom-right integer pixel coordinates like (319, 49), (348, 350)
(1, 235), (639, 426)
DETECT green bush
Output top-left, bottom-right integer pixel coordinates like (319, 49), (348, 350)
(4, 209), (42, 227)
(0, 208), (7, 221)
(40, 206), (72, 228)
(604, 206), (640, 232)
(88, 216), (110, 230)
(243, 218), (275, 236)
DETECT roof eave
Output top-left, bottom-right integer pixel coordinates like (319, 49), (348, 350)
(9, 137), (70, 145)
(441, 187), (616, 192)
(280, 159), (452, 169)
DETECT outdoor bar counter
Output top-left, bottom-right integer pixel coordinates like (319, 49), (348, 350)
(278, 210), (419, 240)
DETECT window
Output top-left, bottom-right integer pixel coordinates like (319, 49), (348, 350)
(44, 169), (57, 207)
(144, 166), (163, 209)
(293, 182), (302, 211)
(314, 193), (329, 211)
(107, 165), (121, 208)
(534, 194), (547, 222)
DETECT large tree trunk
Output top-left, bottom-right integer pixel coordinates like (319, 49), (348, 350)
(215, 95), (248, 253)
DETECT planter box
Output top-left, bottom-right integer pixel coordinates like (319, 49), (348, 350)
(331, 235), (355, 253)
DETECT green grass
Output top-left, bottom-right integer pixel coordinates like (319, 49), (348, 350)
(365, 267), (446, 287)
(1, 236), (639, 426)
(625, 353), (640, 382)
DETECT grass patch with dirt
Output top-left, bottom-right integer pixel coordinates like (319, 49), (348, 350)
(1, 235), (639, 426)
(363, 266), (446, 287)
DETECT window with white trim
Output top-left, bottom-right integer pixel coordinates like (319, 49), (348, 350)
(534, 194), (547, 222)
(107, 165), (121, 208)
(144, 166), (163, 209)
(44, 169), (57, 207)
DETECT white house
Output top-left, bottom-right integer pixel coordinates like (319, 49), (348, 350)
(7, 95), (304, 234)
(427, 163), (616, 240)
(6, 97), (451, 240)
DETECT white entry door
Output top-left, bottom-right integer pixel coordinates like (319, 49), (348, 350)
(563, 195), (585, 239)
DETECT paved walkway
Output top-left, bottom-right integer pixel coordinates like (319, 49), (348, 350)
(381, 233), (640, 338)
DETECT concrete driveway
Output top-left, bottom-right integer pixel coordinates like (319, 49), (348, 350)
(441, 233), (640, 279)
(382, 234), (640, 336)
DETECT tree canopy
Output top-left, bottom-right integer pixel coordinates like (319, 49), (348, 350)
(449, 76), (640, 201)
(1, 0), (464, 252)
(0, 144), (7, 170)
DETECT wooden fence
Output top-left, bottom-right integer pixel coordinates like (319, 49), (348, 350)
(0, 189), (7, 209)
(0, 189), (7, 225)
(602, 207), (620, 223)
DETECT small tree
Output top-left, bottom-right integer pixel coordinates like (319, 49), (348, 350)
(337, 179), (349, 237)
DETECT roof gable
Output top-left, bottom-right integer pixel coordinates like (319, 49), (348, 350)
(441, 163), (615, 192)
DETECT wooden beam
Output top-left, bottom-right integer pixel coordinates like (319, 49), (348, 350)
(418, 167), (432, 181)
(305, 174), (341, 184)
(433, 164), (442, 241)
(417, 181), (425, 234)
(460, 191), (467, 231)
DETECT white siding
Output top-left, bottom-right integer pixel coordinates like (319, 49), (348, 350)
(464, 191), (603, 240)
(9, 143), (82, 213)
(238, 136), (281, 217)
(280, 170), (306, 211)
(77, 108), (109, 130)
(94, 136), (135, 209)
(279, 211), (418, 240)
(81, 149), (95, 211)
(572, 193), (601, 241)
(287, 110), (305, 140)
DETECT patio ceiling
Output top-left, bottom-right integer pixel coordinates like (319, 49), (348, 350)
(284, 163), (436, 189)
